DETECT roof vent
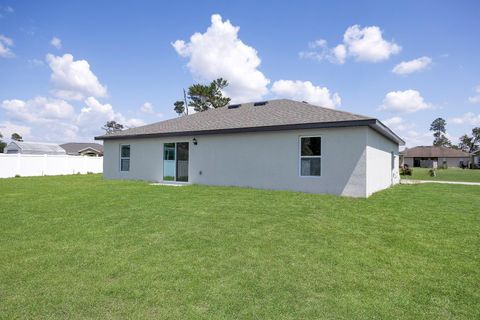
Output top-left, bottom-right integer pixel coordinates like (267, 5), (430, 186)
(253, 101), (268, 106)
(228, 104), (241, 109)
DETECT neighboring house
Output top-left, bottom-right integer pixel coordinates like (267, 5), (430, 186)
(400, 146), (471, 168)
(472, 150), (480, 168)
(4, 141), (66, 155)
(95, 99), (404, 198)
(60, 143), (104, 157)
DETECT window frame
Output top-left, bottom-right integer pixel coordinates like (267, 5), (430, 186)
(120, 144), (131, 172)
(298, 136), (322, 178)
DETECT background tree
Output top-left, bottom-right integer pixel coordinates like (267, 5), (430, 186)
(173, 78), (231, 115)
(173, 100), (185, 116)
(102, 121), (124, 134)
(429, 118), (451, 147)
(188, 83), (213, 112)
(457, 127), (480, 153)
(0, 132), (6, 153)
(11, 133), (23, 142)
(207, 78), (231, 109)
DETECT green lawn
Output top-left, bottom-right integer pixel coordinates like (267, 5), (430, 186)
(401, 167), (480, 182)
(1, 175), (479, 319)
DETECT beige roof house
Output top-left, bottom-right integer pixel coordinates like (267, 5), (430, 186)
(400, 146), (471, 168)
(60, 143), (104, 157)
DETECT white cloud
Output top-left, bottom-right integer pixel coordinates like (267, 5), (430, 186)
(392, 56), (432, 75)
(379, 90), (432, 113)
(450, 112), (480, 126)
(381, 118), (442, 148)
(140, 102), (154, 114)
(51, 89), (84, 101)
(381, 117), (453, 148)
(271, 80), (341, 108)
(77, 97), (145, 138)
(0, 34), (14, 58)
(332, 44), (347, 64)
(344, 25), (401, 62)
(77, 97), (124, 130)
(468, 85), (480, 104)
(46, 53), (107, 100)
(0, 121), (32, 141)
(1, 97), (75, 123)
(402, 130), (434, 148)
(300, 25), (400, 64)
(382, 116), (414, 132)
(1, 51), (144, 142)
(139, 101), (164, 118)
(50, 37), (62, 49)
(172, 14), (270, 102)
(299, 39), (345, 64)
(124, 118), (146, 128)
(1, 95), (144, 142)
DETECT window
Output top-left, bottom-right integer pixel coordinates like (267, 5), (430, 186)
(300, 137), (321, 176)
(163, 143), (175, 181)
(164, 143), (175, 161)
(120, 145), (130, 171)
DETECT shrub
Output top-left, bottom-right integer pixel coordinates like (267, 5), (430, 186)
(428, 169), (436, 177)
(400, 167), (412, 176)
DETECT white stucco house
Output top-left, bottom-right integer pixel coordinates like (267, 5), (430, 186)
(96, 99), (404, 197)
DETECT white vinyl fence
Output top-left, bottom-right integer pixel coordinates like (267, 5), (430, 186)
(0, 154), (103, 178)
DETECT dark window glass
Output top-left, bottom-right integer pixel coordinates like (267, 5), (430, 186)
(121, 145), (130, 158)
(121, 159), (130, 171)
(301, 137), (321, 156)
(301, 158), (321, 176)
(176, 142), (189, 161)
(176, 143), (189, 182)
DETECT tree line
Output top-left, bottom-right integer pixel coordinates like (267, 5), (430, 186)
(429, 117), (479, 153)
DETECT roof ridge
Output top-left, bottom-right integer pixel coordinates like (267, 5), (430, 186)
(96, 99), (402, 144)
(282, 98), (373, 119)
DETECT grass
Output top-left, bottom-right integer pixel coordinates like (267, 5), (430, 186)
(401, 167), (480, 182)
(1, 175), (479, 319)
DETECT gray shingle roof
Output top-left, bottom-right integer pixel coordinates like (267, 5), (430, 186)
(60, 143), (104, 155)
(400, 146), (471, 158)
(95, 99), (404, 144)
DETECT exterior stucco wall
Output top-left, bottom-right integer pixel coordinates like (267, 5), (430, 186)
(403, 157), (414, 167)
(366, 128), (399, 196)
(441, 157), (469, 168)
(474, 155), (480, 167)
(103, 127), (370, 197)
(401, 156), (470, 168)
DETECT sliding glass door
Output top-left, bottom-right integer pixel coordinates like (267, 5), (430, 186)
(163, 142), (189, 182)
(176, 142), (189, 182)
(163, 143), (175, 181)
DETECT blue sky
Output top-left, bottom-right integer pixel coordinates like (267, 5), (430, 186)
(0, 0), (479, 146)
